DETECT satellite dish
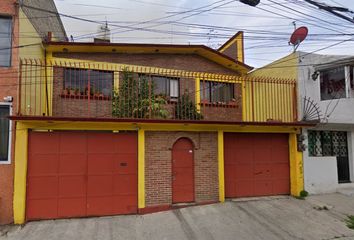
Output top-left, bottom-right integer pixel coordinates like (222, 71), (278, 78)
(240, 0), (260, 6)
(289, 26), (308, 51)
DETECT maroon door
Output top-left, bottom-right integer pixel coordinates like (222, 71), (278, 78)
(224, 133), (290, 198)
(172, 138), (194, 203)
(26, 131), (137, 221)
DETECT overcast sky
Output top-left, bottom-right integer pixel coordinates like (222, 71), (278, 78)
(54, 0), (354, 68)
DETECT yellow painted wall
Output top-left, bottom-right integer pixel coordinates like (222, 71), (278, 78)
(218, 130), (225, 202)
(19, 9), (45, 60)
(13, 122), (28, 224)
(248, 52), (298, 79)
(19, 9), (46, 116)
(289, 133), (304, 196)
(244, 53), (299, 122)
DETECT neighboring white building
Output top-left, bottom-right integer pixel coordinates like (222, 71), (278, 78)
(298, 52), (354, 194)
(251, 51), (354, 194)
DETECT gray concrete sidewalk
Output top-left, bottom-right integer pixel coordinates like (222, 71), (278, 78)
(1, 194), (354, 240)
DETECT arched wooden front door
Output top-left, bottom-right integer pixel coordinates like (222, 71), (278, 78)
(172, 138), (194, 203)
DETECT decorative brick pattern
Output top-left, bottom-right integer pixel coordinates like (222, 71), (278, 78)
(145, 131), (219, 207)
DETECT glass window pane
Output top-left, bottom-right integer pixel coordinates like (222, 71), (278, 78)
(63, 69), (113, 96)
(320, 67), (346, 100)
(321, 131), (333, 156)
(0, 17), (12, 67)
(0, 105), (10, 161)
(152, 76), (167, 96)
(90, 70), (113, 96)
(308, 130), (322, 156)
(200, 81), (210, 102)
(170, 79), (179, 98)
(210, 82), (234, 102)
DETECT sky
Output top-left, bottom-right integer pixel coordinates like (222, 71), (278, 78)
(54, 0), (354, 68)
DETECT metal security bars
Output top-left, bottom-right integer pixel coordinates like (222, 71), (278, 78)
(18, 59), (298, 123)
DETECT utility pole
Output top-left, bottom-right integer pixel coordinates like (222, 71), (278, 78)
(304, 0), (354, 24)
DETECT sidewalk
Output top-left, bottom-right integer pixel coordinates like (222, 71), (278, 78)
(1, 194), (354, 240)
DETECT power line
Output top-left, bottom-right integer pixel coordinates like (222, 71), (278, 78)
(72, 0), (235, 40)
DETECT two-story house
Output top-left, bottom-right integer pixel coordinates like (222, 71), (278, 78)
(0, 0), (66, 224)
(250, 51), (354, 194)
(10, 31), (308, 224)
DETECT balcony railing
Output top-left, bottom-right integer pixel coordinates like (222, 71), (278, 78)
(18, 59), (298, 123)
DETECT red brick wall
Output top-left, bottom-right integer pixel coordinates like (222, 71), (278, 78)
(222, 41), (238, 62)
(51, 55), (244, 122)
(0, 0), (19, 225)
(52, 67), (112, 118)
(200, 83), (243, 121)
(145, 131), (219, 207)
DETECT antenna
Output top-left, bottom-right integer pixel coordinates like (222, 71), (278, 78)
(289, 26), (308, 52)
(94, 20), (111, 43)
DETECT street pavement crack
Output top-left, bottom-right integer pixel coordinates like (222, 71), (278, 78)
(173, 209), (197, 240)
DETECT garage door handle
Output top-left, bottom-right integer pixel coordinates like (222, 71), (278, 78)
(120, 162), (127, 167)
(254, 172), (263, 175)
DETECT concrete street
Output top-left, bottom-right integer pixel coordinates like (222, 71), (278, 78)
(1, 193), (354, 240)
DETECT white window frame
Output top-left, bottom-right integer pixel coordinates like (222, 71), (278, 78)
(0, 102), (12, 164)
(318, 65), (353, 101)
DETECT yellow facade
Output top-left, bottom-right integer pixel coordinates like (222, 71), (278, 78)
(19, 9), (47, 116)
(13, 123), (29, 224)
(244, 53), (299, 123)
(218, 130), (225, 202)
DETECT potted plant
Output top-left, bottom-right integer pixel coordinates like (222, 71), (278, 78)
(94, 90), (101, 98)
(229, 98), (237, 106)
(62, 87), (69, 96)
(75, 88), (81, 96)
(200, 99), (209, 105)
(69, 88), (76, 96)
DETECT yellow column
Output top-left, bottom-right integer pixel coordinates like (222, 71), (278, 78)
(195, 78), (201, 112)
(236, 31), (244, 63)
(241, 81), (246, 121)
(289, 133), (304, 196)
(138, 129), (145, 209)
(13, 122), (29, 224)
(46, 52), (53, 116)
(218, 130), (225, 202)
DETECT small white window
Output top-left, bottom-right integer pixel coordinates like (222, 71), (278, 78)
(0, 103), (12, 164)
(170, 79), (179, 98)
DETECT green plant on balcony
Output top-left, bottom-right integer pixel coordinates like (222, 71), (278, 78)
(175, 91), (203, 120)
(112, 70), (169, 119)
(133, 94), (169, 119)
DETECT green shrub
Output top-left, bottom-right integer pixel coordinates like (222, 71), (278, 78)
(175, 92), (203, 120)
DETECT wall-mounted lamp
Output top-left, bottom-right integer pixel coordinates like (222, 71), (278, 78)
(311, 71), (319, 81)
(3, 96), (13, 102)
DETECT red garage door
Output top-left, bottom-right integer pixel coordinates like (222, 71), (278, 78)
(224, 133), (290, 198)
(26, 131), (137, 221)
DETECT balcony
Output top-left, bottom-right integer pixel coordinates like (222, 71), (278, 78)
(18, 59), (298, 124)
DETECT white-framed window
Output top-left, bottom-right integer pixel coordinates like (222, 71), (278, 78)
(0, 103), (12, 164)
(319, 65), (354, 101)
(139, 74), (180, 98)
(0, 16), (13, 67)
